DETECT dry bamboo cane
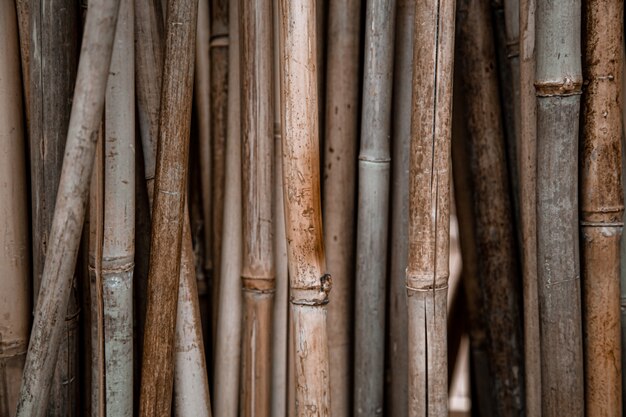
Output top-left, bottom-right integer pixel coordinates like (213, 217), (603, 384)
(16, 0), (121, 414)
(519, 0), (541, 415)
(279, 0), (332, 415)
(456, 0), (525, 413)
(354, 0), (395, 415)
(213, 0), (242, 414)
(322, 0), (361, 413)
(581, 0), (624, 414)
(407, 0), (455, 415)
(0, 3), (29, 415)
(238, 0), (275, 413)
(535, 0), (584, 414)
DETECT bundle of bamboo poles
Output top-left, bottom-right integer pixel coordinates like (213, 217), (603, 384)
(1, 0), (625, 415)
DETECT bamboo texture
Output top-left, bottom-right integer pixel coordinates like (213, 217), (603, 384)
(581, 0), (624, 414)
(535, 0), (584, 414)
(354, 0), (395, 415)
(322, 0), (361, 414)
(14, 0), (29, 127)
(407, 0), (455, 415)
(280, 0), (332, 415)
(0, 2), (30, 414)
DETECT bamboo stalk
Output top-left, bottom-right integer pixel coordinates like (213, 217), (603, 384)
(14, 0), (29, 128)
(0, 2), (30, 415)
(581, 0), (624, 414)
(407, 0), (455, 415)
(213, 0), (242, 414)
(354, 0), (395, 415)
(535, 0), (584, 414)
(279, 0), (332, 415)
(503, 0), (520, 178)
(322, 0), (361, 414)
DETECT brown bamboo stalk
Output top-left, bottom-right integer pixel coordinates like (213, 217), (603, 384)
(0, 3), (30, 415)
(14, 0), (29, 127)
(322, 0), (361, 414)
(581, 0), (624, 414)
(279, 0), (332, 415)
(407, 0), (455, 415)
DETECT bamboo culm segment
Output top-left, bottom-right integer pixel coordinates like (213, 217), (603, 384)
(535, 0), (584, 415)
(407, 0), (455, 415)
(581, 0), (624, 414)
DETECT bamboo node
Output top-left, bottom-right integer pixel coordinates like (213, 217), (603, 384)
(535, 77), (583, 96)
(242, 276), (276, 293)
(210, 34), (229, 48)
(290, 274), (332, 306)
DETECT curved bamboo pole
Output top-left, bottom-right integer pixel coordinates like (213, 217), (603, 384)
(581, 0), (623, 414)
(280, 0), (332, 414)
(322, 0), (361, 414)
(0, 3), (29, 415)
(535, 0), (584, 414)
(407, 0), (455, 415)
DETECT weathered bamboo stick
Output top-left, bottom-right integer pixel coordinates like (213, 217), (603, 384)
(535, 0), (584, 414)
(280, 0), (332, 415)
(407, 0), (455, 415)
(581, 0), (624, 414)
(354, 0), (395, 415)
(213, 0), (242, 414)
(0, 3), (30, 414)
(322, 0), (361, 414)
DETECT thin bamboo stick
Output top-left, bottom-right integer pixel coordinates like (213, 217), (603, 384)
(354, 0), (395, 415)
(322, 0), (361, 413)
(213, 0), (242, 414)
(581, 0), (624, 414)
(407, 0), (455, 415)
(535, 0), (584, 414)
(0, 3), (29, 415)
(280, 0), (332, 415)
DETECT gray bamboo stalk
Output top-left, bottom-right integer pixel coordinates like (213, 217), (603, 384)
(354, 0), (395, 415)
(213, 0), (242, 414)
(535, 0), (584, 414)
(581, 0), (624, 414)
(16, 0), (121, 414)
(0, 3), (29, 414)
(519, 0), (541, 414)
(29, 0), (81, 414)
(280, 0), (332, 414)
(322, 0), (361, 414)
(407, 0), (455, 415)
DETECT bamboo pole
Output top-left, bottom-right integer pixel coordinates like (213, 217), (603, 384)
(503, 0), (520, 177)
(279, 0), (332, 415)
(519, 0), (541, 414)
(354, 0), (395, 415)
(213, 0), (242, 414)
(322, 0), (361, 414)
(535, 0), (584, 414)
(407, 0), (455, 415)
(14, 0), (29, 127)
(0, 3), (29, 415)
(581, 0), (623, 414)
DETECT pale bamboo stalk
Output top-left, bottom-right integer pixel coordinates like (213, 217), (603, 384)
(16, 0), (121, 414)
(102, 0), (135, 413)
(213, 0), (242, 414)
(0, 3), (29, 415)
(322, 0), (361, 413)
(535, 0), (584, 414)
(280, 0), (332, 415)
(456, 0), (525, 413)
(407, 0), (455, 415)
(519, 0), (540, 414)
(581, 0), (623, 414)
(354, 0), (395, 415)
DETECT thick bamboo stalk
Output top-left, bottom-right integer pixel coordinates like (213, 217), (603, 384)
(16, 0), (121, 414)
(0, 3), (30, 415)
(581, 0), (623, 414)
(519, 0), (541, 414)
(407, 0), (455, 415)
(322, 0), (361, 414)
(213, 0), (242, 414)
(354, 0), (395, 415)
(279, 0), (332, 415)
(535, 0), (584, 415)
